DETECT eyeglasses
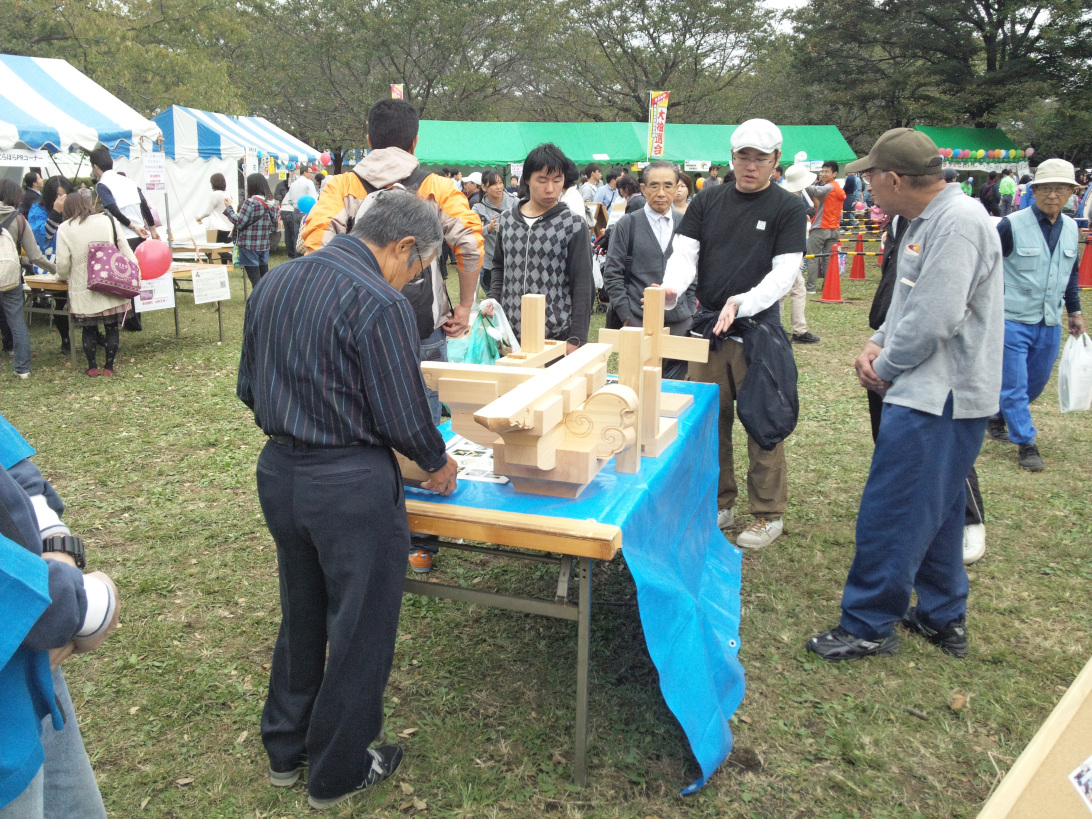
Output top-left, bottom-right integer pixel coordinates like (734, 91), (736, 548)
(860, 169), (887, 183)
(1034, 184), (1074, 198)
(732, 154), (776, 169)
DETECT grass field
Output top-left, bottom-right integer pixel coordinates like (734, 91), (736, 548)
(3, 247), (1091, 819)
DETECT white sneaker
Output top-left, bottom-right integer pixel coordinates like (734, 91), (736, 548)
(736, 517), (783, 550)
(963, 523), (986, 565)
(16, 372), (29, 380)
(716, 508), (734, 529)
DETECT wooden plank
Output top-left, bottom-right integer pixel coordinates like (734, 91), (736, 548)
(643, 287), (666, 364)
(615, 328), (643, 474)
(660, 335), (710, 364)
(496, 340), (565, 369)
(640, 365), (662, 451)
(494, 444), (598, 491)
(474, 343), (612, 434)
(437, 377), (499, 405)
(977, 655), (1092, 819)
(521, 293), (546, 354)
(642, 418), (677, 457)
(405, 500), (622, 560)
(421, 361), (537, 392)
(660, 392), (693, 418)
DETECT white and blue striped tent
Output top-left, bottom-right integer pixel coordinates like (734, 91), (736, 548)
(0, 54), (160, 152)
(137, 105), (318, 163)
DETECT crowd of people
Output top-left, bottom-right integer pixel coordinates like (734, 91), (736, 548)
(2, 95), (1090, 814)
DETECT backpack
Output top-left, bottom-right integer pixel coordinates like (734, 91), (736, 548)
(0, 213), (23, 291)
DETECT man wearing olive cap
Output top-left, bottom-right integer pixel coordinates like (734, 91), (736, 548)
(985, 158), (1085, 471)
(807, 128), (1003, 662)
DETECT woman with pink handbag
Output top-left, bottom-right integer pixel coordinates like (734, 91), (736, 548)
(55, 195), (138, 377)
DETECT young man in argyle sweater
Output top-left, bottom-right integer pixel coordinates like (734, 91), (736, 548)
(484, 143), (594, 352)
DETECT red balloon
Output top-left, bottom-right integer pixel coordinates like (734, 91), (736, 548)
(134, 239), (172, 280)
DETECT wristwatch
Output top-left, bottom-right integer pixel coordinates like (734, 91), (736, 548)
(42, 535), (86, 569)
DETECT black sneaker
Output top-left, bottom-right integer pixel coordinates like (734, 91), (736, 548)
(792, 332), (821, 344)
(985, 417), (1009, 442)
(307, 745), (403, 811)
(901, 607), (968, 658)
(805, 626), (898, 662)
(60, 341), (71, 356)
(1018, 443), (1044, 472)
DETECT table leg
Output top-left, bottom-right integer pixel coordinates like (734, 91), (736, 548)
(574, 556), (592, 787)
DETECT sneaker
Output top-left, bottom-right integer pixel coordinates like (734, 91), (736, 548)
(86, 368), (100, 378)
(307, 745), (403, 811)
(985, 416), (1009, 442)
(791, 332), (821, 344)
(736, 517), (783, 549)
(269, 762), (303, 788)
(806, 626), (898, 662)
(408, 549), (433, 573)
(60, 341), (71, 355)
(901, 607), (968, 658)
(963, 523), (986, 565)
(1018, 443), (1043, 472)
(16, 372), (29, 380)
(716, 507), (734, 529)
(805, 288), (817, 295)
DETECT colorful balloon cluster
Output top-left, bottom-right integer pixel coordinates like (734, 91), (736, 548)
(939, 147), (1035, 161)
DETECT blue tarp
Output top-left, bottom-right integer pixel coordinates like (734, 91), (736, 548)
(411, 381), (745, 792)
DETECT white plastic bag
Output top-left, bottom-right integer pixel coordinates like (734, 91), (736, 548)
(591, 255), (604, 289)
(1058, 333), (1092, 412)
(476, 299), (521, 355)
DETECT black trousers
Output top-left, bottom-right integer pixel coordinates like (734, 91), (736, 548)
(257, 439), (409, 800)
(868, 389), (983, 525)
(123, 237), (144, 331)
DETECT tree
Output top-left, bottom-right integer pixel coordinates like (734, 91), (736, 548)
(523, 0), (774, 123)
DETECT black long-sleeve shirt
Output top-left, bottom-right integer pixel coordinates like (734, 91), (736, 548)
(236, 235), (447, 472)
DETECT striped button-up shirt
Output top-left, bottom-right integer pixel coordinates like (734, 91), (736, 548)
(237, 235), (447, 472)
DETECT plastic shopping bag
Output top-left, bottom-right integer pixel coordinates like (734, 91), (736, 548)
(1058, 333), (1092, 412)
(477, 300), (521, 354)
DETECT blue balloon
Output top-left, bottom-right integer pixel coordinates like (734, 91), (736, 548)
(297, 195), (316, 214)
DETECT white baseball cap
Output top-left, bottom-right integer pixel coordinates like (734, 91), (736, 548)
(731, 119), (783, 154)
(464, 172), (483, 185)
(783, 164), (817, 193)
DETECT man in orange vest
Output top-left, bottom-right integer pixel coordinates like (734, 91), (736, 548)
(803, 160), (846, 293)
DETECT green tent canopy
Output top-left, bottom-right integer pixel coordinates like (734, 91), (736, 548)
(414, 120), (857, 167)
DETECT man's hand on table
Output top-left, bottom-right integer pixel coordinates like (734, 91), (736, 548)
(421, 455), (458, 496)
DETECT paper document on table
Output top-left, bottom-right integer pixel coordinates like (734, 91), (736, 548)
(445, 435), (509, 484)
(192, 266), (231, 304)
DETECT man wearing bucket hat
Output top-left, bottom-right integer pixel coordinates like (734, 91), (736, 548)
(781, 164), (821, 344)
(662, 118), (808, 549)
(807, 128), (1003, 661)
(986, 158), (1085, 471)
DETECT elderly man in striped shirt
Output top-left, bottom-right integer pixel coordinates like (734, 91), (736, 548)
(237, 190), (457, 811)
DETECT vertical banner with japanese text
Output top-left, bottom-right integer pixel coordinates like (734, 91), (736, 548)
(647, 91), (670, 159)
(391, 84), (404, 99)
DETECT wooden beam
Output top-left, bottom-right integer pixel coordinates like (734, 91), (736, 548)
(521, 293), (546, 354)
(496, 339), (565, 369)
(614, 328), (643, 473)
(473, 343), (612, 434)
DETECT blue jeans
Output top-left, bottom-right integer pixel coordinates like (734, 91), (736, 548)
(0, 287), (30, 375)
(997, 319), (1061, 445)
(420, 328), (447, 425)
(840, 397), (986, 640)
(0, 671), (107, 819)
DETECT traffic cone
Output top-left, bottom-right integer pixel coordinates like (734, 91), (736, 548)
(1079, 239), (1092, 289)
(849, 233), (866, 280)
(818, 243), (845, 303)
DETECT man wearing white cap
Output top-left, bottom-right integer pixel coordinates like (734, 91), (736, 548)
(662, 118), (807, 549)
(462, 172), (483, 207)
(781, 164), (821, 344)
(986, 158), (1085, 471)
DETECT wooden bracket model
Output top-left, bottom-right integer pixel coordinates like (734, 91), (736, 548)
(596, 287), (709, 456)
(398, 290), (708, 498)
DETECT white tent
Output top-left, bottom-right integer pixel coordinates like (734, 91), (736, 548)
(115, 106), (320, 244)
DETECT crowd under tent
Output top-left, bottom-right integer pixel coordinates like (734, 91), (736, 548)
(114, 105), (320, 244)
(0, 53), (161, 185)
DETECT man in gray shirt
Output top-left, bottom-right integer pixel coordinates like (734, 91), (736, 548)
(806, 128), (1003, 662)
